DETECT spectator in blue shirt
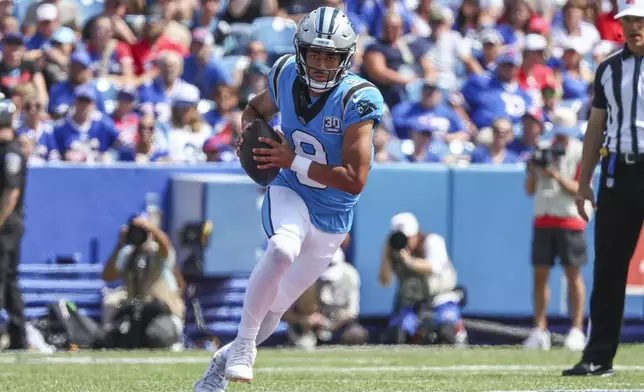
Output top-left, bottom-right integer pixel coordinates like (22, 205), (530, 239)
(461, 49), (532, 129)
(16, 93), (59, 163)
(26, 3), (58, 51)
(139, 51), (193, 127)
(360, 0), (413, 39)
(182, 28), (231, 99)
(48, 51), (107, 118)
(495, 0), (532, 47)
(470, 118), (520, 164)
(53, 84), (119, 163)
(407, 122), (445, 163)
(477, 29), (503, 74)
(322, 0), (367, 35)
(391, 80), (467, 142)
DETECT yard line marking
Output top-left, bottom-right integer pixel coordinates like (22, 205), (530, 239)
(0, 356), (643, 373)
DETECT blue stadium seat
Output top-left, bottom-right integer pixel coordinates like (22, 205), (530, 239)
(217, 56), (250, 83)
(20, 278), (105, 292)
(226, 23), (254, 56)
(75, 0), (105, 26)
(250, 17), (296, 65)
(13, 0), (31, 24)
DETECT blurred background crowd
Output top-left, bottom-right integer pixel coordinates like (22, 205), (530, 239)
(0, 0), (624, 165)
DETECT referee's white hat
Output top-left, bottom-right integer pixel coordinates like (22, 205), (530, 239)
(615, 0), (644, 19)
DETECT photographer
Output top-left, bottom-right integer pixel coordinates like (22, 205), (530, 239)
(283, 234), (368, 349)
(378, 213), (467, 346)
(101, 215), (185, 349)
(524, 108), (590, 351)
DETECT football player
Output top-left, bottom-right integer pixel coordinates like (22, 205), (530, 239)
(193, 6), (384, 392)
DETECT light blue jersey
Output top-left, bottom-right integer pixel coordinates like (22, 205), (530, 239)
(267, 55), (384, 234)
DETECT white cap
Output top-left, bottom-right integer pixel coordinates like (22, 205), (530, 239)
(172, 83), (200, 106)
(37, 3), (58, 22)
(524, 34), (547, 51)
(615, 0), (644, 19)
(390, 213), (420, 238)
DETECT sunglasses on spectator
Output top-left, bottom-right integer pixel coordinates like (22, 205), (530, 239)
(24, 103), (42, 111)
(138, 125), (154, 131)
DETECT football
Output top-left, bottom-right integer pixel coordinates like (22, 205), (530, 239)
(239, 119), (282, 186)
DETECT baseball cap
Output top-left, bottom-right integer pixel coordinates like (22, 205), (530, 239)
(479, 28), (502, 45)
(527, 16), (550, 35)
(2, 32), (24, 45)
(615, 0), (644, 19)
(390, 213), (420, 238)
(74, 84), (97, 102)
(117, 86), (137, 101)
(172, 83), (200, 108)
(70, 51), (91, 68)
(497, 49), (522, 66)
(51, 27), (75, 45)
(36, 3), (58, 22)
(524, 34), (547, 52)
(192, 27), (214, 46)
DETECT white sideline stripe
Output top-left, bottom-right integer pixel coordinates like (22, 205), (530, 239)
(0, 356), (644, 373)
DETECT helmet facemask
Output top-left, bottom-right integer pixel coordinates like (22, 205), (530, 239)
(294, 40), (356, 93)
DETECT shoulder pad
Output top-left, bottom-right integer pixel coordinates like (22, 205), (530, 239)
(270, 55), (296, 103)
(341, 80), (378, 116)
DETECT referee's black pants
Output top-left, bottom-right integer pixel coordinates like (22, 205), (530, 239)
(0, 214), (26, 350)
(583, 157), (644, 365)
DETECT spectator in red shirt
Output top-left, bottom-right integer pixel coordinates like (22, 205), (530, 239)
(130, 5), (188, 77)
(518, 34), (555, 107)
(595, 0), (624, 44)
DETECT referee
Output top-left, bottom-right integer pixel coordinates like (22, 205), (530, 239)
(564, 0), (644, 377)
(0, 98), (27, 350)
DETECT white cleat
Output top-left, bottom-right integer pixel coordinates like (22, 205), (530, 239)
(564, 327), (587, 351)
(193, 344), (231, 392)
(523, 328), (551, 350)
(224, 338), (257, 383)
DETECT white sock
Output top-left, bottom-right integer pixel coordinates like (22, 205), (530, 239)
(237, 235), (298, 340)
(256, 311), (282, 346)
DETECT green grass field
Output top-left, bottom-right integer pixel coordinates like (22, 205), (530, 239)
(2, 345), (644, 392)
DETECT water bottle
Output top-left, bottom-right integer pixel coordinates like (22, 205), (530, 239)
(145, 193), (162, 228)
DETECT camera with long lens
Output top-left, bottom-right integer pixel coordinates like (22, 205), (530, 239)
(126, 218), (148, 247)
(530, 143), (566, 168)
(389, 230), (408, 251)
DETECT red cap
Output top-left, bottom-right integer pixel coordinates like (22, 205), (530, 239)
(528, 16), (550, 35)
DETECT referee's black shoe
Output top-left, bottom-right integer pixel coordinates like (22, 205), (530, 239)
(562, 361), (615, 377)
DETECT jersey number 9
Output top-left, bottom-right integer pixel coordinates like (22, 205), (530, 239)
(292, 130), (328, 190)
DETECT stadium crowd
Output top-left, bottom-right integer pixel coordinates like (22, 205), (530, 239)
(0, 0), (624, 165)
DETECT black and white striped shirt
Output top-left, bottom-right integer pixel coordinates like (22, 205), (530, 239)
(593, 45), (644, 155)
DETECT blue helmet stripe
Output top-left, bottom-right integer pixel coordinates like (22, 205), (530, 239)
(317, 7), (326, 38)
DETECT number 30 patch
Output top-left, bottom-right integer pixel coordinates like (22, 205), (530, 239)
(322, 116), (342, 134)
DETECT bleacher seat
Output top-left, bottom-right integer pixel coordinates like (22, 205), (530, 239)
(250, 17), (296, 65)
(218, 55), (250, 83)
(19, 263), (105, 322)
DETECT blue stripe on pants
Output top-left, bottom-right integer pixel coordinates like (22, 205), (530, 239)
(261, 187), (275, 238)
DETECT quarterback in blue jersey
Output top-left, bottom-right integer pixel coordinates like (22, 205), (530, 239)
(194, 6), (384, 392)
